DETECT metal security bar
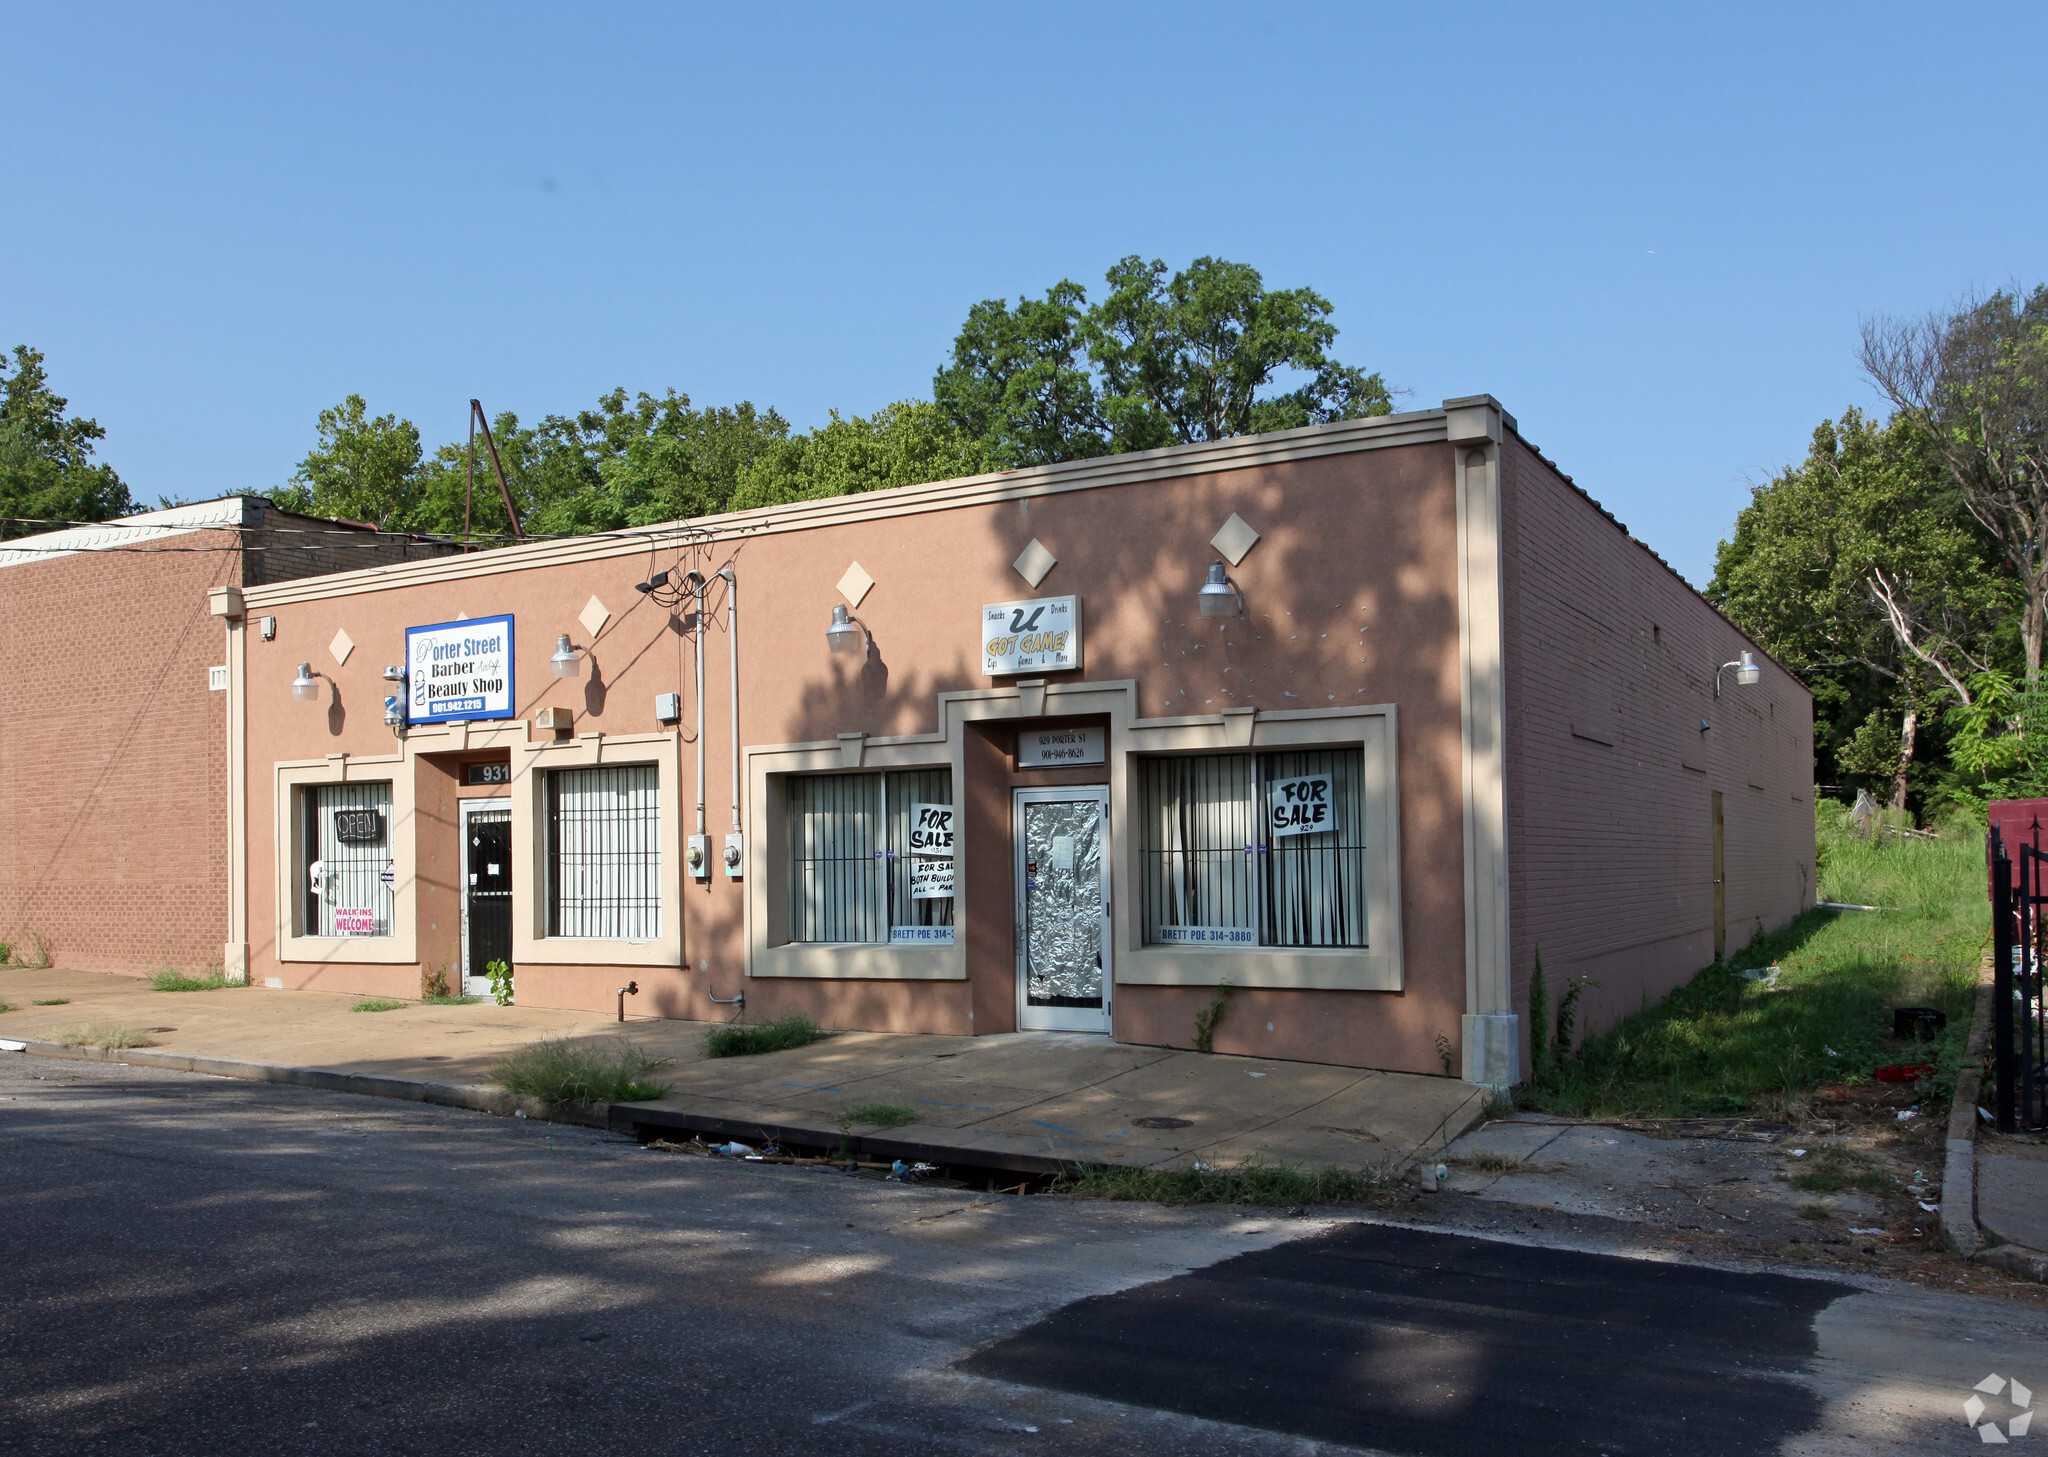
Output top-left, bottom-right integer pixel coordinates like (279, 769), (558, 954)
(1139, 755), (1258, 944)
(788, 770), (955, 943)
(305, 781), (393, 937)
(1990, 829), (2047, 1130)
(1260, 748), (1368, 948)
(547, 764), (660, 939)
(789, 773), (885, 942)
(886, 769), (954, 932)
(1138, 750), (1367, 949)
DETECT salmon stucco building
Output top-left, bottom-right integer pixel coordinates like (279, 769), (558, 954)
(203, 397), (1813, 1088)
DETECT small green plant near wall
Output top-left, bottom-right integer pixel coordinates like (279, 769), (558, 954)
(3, 932), (54, 969)
(420, 962), (477, 1005)
(352, 998), (406, 1013)
(704, 1014), (828, 1058)
(1192, 977), (1234, 1053)
(149, 969), (234, 992)
(34, 998), (68, 1007)
(485, 959), (514, 1007)
(1435, 1032), (1455, 1077)
(0, 941), (12, 966)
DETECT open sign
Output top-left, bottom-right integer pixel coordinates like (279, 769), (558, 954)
(1267, 774), (1335, 838)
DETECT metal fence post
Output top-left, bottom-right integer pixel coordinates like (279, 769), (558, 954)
(1993, 831), (2016, 1133)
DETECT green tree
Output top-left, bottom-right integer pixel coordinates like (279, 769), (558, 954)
(271, 394), (424, 528)
(933, 255), (1392, 467)
(732, 400), (993, 510)
(0, 346), (131, 539)
(1709, 409), (2016, 809)
(1862, 284), (2048, 678)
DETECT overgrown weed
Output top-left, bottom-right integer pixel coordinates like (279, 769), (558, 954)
(49, 1024), (155, 1049)
(149, 969), (235, 992)
(703, 1014), (828, 1058)
(490, 1038), (672, 1104)
(1054, 1157), (1401, 1207)
(1519, 804), (1982, 1119)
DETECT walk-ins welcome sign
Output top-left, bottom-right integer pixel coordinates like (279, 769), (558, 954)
(406, 615), (515, 723)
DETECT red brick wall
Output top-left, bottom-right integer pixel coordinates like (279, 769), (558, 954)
(0, 534), (238, 974)
(1499, 435), (1815, 1053)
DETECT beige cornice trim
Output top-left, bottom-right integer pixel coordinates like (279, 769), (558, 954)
(238, 403), (1492, 610)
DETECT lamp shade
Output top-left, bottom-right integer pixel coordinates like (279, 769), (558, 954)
(1198, 562), (1238, 618)
(290, 663), (320, 702)
(826, 603), (863, 655)
(550, 634), (582, 679)
(1736, 650), (1760, 687)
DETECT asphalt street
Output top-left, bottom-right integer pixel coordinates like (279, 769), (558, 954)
(1, 1054), (2040, 1456)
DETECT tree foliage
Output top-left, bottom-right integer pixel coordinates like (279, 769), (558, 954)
(933, 255), (1391, 467)
(0, 346), (131, 539)
(1862, 284), (2048, 678)
(1710, 408), (2015, 808)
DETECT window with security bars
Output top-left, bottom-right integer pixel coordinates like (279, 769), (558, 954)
(546, 764), (660, 939)
(788, 770), (954, 944)
(1139, 749), (1367, 949)
(303, 781), (394, 938)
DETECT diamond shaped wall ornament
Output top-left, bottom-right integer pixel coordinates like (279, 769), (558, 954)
(1013, 538), (1057, 589)
(579, 595), (612, 639)
(1211, 513), (1260, 566)
(836, 562), (874, 608)
(328, 628), (354, 667)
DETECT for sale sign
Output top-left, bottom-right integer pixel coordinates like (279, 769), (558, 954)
(406, 615), (515, 723)
(1267, 773), (1335, 837)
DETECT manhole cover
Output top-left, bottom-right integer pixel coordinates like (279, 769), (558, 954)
(1133, 1116), (1193, 1129)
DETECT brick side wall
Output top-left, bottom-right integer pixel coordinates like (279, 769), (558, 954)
(0, 534), (238, 974)
(1499, 435), (1815, 1055)
(241, 507), (460, 587)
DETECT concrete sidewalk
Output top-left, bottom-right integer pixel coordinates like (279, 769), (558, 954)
(0, 967), (1483, 1176)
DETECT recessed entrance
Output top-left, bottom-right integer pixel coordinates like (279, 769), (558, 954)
(1014, 786), (1111, 1033)
(460, 799), (512, 997)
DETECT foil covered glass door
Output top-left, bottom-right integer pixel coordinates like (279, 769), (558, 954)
(1014, 787), (1111, 1033)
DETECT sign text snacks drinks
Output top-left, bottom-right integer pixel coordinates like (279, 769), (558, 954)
(982, 596), (1080, 676)
(406, 615), (515, 723)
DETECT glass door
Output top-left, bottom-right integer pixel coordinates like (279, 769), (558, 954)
(1014, 786), (1111, 1033)
(461, 800), (512, 998)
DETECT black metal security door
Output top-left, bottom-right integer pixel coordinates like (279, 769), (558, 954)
(1990, 828), (2047, 1131)
(465, 807), (512, 989)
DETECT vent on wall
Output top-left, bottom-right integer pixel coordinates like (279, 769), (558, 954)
(208, 665), (229, 692)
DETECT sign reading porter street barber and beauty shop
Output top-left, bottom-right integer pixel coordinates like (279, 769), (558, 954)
(406, 614), (515, 723)
(982, 595), (1081, 676)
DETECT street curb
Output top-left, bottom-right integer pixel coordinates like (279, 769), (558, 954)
(1, 1038), (611, 1130)
(1941, 976), (1994, 1258)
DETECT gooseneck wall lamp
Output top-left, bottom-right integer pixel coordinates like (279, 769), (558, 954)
(550, 633), (586, 679)
(1198, 561), (1244, 618)
(826, 602), (870, 657)
(290, 663), (325, 702)
(1714, 650), (1761, 699)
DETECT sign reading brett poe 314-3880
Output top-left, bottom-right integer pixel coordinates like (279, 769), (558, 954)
(406, 615), (515, 723)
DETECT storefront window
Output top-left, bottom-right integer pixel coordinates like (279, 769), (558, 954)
(303, 781), (394, 938)
(547, 764), (660, 939)
(1139, 749), (1367, 949)
(788, 770), (954, 944)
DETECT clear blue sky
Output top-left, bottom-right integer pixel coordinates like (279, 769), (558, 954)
(4, 2), (2042, 585)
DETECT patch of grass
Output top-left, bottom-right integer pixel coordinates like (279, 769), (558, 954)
(1053, 1157), (1400, 1207)
(490, 1037), (673, 1104)
(351, 998), (407, 1012)
(0, 1001), (13, 1014)
(1520, 805), (1983, 1119)
(703, 1014), (828, 1058)
(15, 932), (54, 969)
(1454, 1151), (1526, 1176)
(49, 1023), (156, 1049)
(149, 969), (235, 992)
(33, 998), (69, 1007)
(836, 1102), (917, 1130)
(421, 994), (481, 1006)
(1796, 1200), (1834, 1221)
(1788, 1146), (1896, 1196)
